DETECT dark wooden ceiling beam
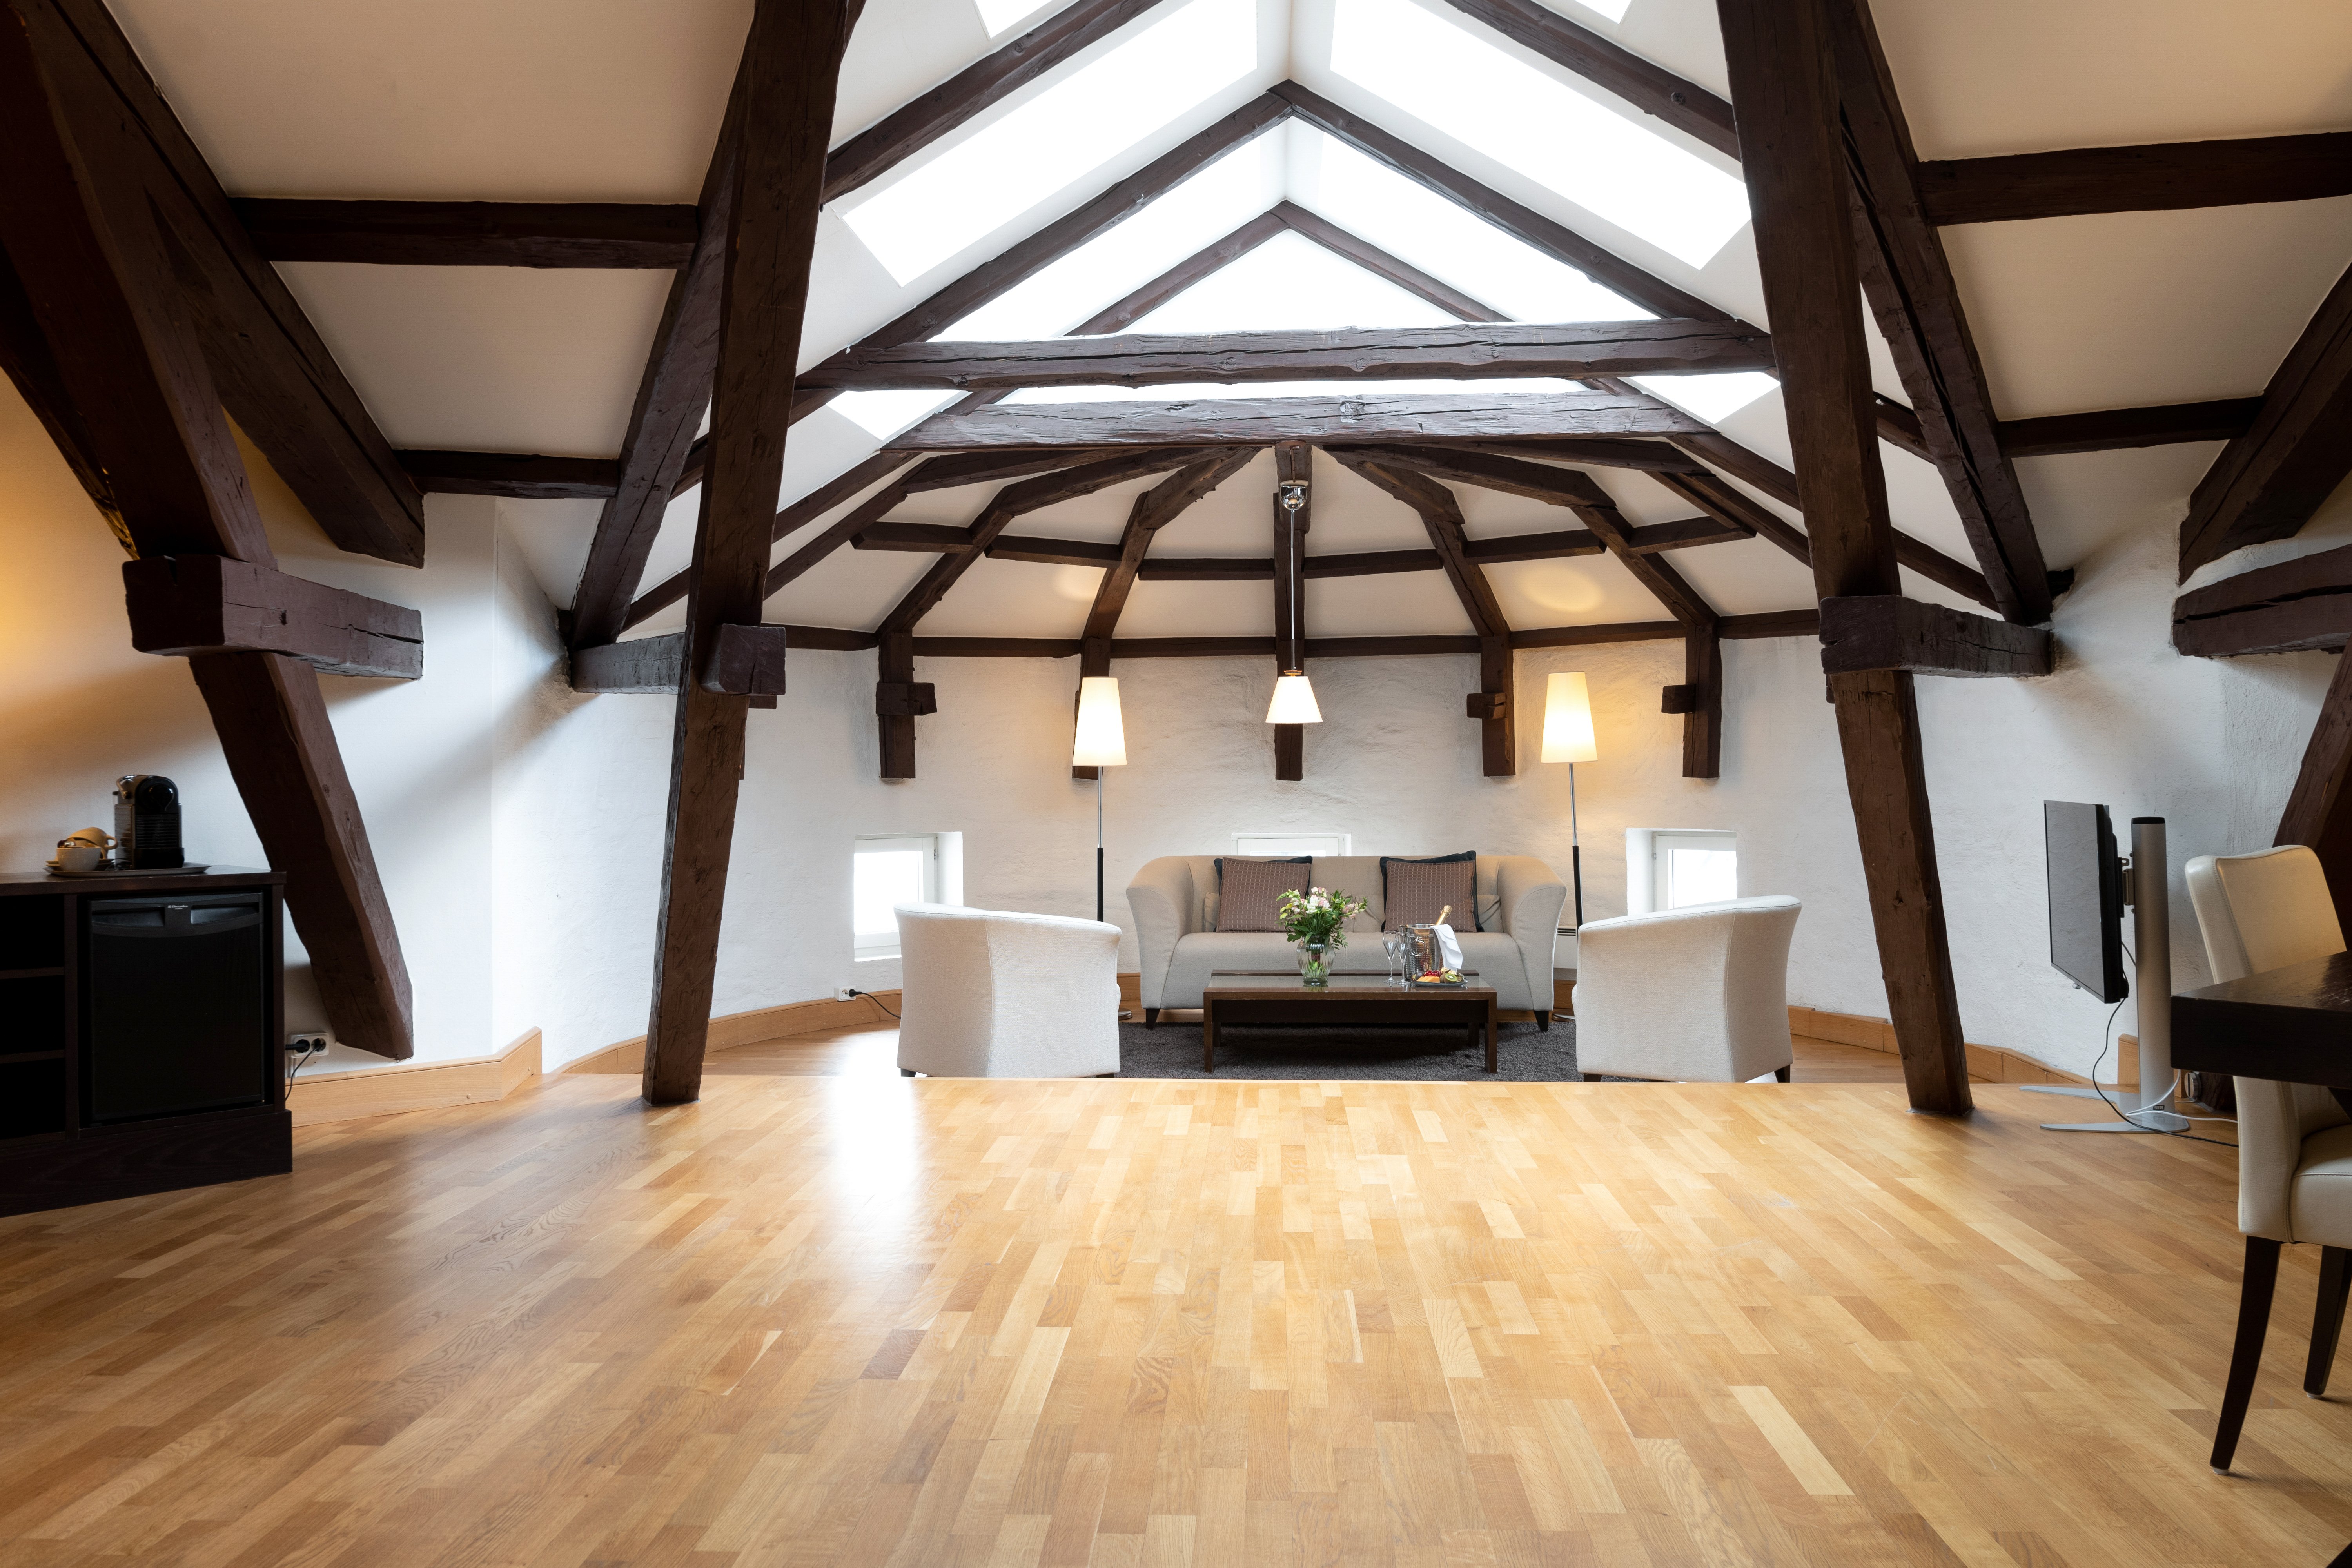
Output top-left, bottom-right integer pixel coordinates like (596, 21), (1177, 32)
(1273, 82), (1735, 325)
(641, 0), (853, 1107)
(1918, 133), (2352, 226)
(1998, 398), (2261, 457)
(988, 534), (1125, 567)
(1328, 441), (1613, 508)
(896, 389), (1704, 448)
(2178, 258), (2352, 578)
(808, 318), (1773, 391)
(0, 15), (415, 1057)
(1818, 594), (2053, 677)
(570, 65), (750, 649)
(124, 555), (423, 679)
(1827, 0), (2051, 624)
(1436, 0), (1739, 156)
(573, 624), (878, 691)
(231, 199), (700, 267)
(2172, 541), (2352, 657)
(821, 0), (1165, 204)
(902, 618), (1820, 656)
(396, 449), (622, 499)
(2276, 649), (2352, 935)
(1718, 0), (1969, 1114)
(1445, 436), (1707, 472)
(20, 0), (426, 565)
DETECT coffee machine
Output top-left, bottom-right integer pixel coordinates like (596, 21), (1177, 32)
(112, 775), (184, 869)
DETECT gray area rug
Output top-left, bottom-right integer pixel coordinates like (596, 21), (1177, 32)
(1115, 1016), (1590, 1081)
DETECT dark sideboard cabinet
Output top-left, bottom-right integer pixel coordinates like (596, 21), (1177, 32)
(0, 867), (290, 1216)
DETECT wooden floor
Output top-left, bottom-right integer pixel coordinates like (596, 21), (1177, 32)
(3, 1067), (2341, 1568)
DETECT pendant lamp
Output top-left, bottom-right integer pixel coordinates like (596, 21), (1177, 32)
(1266, 479), (1320, 725)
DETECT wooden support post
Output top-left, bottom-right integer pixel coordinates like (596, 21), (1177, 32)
(0, 15), (415, 1056)
(641, 0), (851, 1106)
(1682, 629), (1722, 779)
(1273, 442), (1310, 781)
(878, 632), (920, 779)
(2277, 652), (2352, 936)
(1476, 635), (1515, 776)
(1717, 0), (1971, 1114)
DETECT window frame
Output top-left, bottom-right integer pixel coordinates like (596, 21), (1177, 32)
(853, 833), (943, 961)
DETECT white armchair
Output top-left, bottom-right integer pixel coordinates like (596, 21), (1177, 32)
(2183, 846), (2352, 1472)
(895, 904), (1122, 1078)
(1571, 896), (1802, 1083)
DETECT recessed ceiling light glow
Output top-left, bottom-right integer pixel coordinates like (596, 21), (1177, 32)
(842, 0), (1257, 285)
(1330, 0), (1749, 268)
(1628, 371), (1778, 425)
(831, 390), (962, 441)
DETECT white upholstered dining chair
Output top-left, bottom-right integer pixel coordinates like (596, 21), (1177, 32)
(2184, 845), (2352, 1472)
(1572, 895), (1802, 1083)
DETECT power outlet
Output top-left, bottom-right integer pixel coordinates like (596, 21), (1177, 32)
(835, 987), (858, 1002)
(286, 1032), (332, 1057)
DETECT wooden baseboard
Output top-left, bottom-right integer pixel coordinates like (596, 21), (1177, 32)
(1787, 1005), (2138, 1089)
(563, 991), (904, 1075)
(287, 1028), (543, 1127)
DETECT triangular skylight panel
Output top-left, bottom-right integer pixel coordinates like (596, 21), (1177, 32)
(1329, 0), (1749, 268)
(1118, 230), (1459, 333)
(838, 0), (1258, 285)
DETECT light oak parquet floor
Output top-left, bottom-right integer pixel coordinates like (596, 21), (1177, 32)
(0, 1072), (2340, 1568)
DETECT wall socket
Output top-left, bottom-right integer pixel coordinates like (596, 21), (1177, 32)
(285, 1032), (332, 1056)
(835, 987), (858, 1002)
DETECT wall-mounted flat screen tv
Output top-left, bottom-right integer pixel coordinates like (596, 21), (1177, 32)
(2045, 800), (2127, 1003)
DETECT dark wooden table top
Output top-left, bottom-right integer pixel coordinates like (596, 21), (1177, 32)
(1203, 971), (1496, 1001)
(0, 865), (279, 895)
(2171, 950), (2352, 1089)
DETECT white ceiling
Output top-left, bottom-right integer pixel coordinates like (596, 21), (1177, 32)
(101, 0), (2352, 640)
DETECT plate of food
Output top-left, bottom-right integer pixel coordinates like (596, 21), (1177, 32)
(1412, 968), (1466, 988)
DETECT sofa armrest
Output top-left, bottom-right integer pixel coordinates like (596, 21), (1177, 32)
(1127, 857), (1199, 1009)
(1493, 855), (1567, 1011)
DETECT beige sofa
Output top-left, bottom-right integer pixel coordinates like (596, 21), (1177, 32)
(1127, 855), (1568, 1022)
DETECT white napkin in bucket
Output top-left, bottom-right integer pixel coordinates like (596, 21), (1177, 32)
(1432, 923), (1464, 971)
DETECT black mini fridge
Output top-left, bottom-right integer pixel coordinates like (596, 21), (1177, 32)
(84, 893), (271, 1123)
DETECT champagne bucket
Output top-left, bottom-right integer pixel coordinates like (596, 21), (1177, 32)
(1403, 924), (1440, 975)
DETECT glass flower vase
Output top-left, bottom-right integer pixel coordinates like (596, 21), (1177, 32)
(1296, 941), (1331, 986)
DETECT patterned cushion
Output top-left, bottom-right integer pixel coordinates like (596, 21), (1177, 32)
(1213, 857), (1310, 932)
(1381, 853), (1479, 931)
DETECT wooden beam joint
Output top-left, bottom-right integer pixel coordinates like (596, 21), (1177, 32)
(1818, 595), (2053, 677)
(124, 555), (423, 679)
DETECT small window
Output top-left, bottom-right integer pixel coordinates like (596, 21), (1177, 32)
(853, 835), (940, 960)
(1232, 832), (1351, 857)
(1655, 831), (1737, 910)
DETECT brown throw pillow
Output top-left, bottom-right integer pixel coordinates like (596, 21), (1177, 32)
(1382, 853), (1479, 931)
(1214, 857), (1310, 931)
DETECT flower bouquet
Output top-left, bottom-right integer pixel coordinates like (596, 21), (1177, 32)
(1277, 885), (1369, 986)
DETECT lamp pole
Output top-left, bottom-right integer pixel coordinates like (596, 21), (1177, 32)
(1569, 760), (1583, 928)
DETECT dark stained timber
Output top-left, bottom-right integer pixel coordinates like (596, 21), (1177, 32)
(1682, 629), (1722, 778)
(895, 390), (1705, 448)
(1998, 399), (2262, 457)
(1436, 0), (1739, 157)
(2172, 542), (2352, 657)
(2278, 650), (2352, 935)
(820, 0), (1166, 203)
(2179, 258), (2352, 579)
(575, 626), (874, 691)
(123, 555), (423, 678)
(1272, 203), (1494, 322)
(1718, 0), (1970, 1114)
(642, 0), (852, 1107)
(1817, 595), (2054, 677)
(397, 449), (622, 499)
(1826, 0), (2049, 625)
(808, 319), (1775, 390)
(20, 0), (425, 564)
(0, 7), (414, 1058)
(1918, 133), (2352, 225)
(231, 199), (700, 267)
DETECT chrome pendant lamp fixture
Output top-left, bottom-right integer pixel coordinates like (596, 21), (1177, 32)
(1265, 477), (1322, 725)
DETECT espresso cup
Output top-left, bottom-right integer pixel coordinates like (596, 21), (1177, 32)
(55, 844), (103, 872)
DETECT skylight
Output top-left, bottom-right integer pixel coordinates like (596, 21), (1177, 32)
(1290, 129), (1646, 323)
(1119, 231), (1457, 333)
(1568, 0), (1634, 20)
(1329, 0), (1749, 268)
(831, 389), (962, 441)
(840, 0), (1258, 285)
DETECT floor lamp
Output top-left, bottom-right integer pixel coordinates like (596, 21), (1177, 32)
(1541, 672), (1597, 929)
(1072, 676), (1126, 922)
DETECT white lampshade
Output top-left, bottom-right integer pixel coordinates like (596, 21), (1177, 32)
(1071, 675), (1127, 766)
(1265, 671), (1323, 725)
(1540, 671), (1598, 763)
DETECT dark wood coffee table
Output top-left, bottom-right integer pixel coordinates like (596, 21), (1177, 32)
(1201, 971), (1502, 1073)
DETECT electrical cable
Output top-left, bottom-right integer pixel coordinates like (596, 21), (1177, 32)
(846, 988), (900, 1021)
(2080, 976), (2237, 1149)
